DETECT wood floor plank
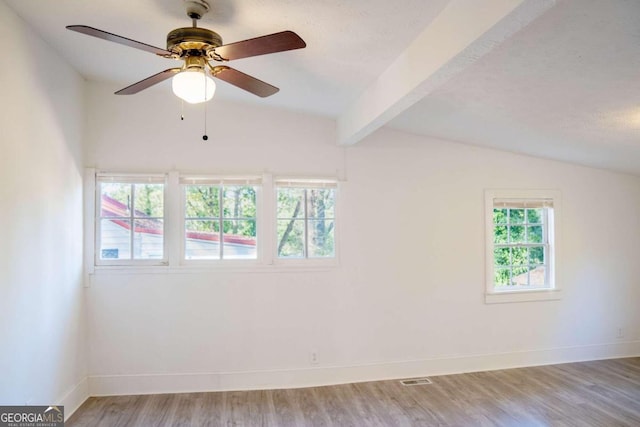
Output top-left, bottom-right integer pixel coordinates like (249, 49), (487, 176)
(357, 381), (415, 427)
(269, 388), (305, 426)
(67, 357), (640, 427)
(329, 383), (386, 427)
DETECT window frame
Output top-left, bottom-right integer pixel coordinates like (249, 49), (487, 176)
(94, 173), (168, 267)
(484, 189), (562, 304)
(180, 176), (262, 265)
(274, 178), (338, 264)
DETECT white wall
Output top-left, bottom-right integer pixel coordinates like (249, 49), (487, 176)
(0, 0), (87, 412)
(85, 81), (640, 395)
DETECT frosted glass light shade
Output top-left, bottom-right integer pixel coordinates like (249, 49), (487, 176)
(172, 69), (216, 104)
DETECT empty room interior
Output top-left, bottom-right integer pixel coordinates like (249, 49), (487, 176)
(1, 0), (639, 425)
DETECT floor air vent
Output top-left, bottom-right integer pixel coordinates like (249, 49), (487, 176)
(400, 378), (432, 386)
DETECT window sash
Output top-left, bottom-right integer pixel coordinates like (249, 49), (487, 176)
(95, 177), (167, 264)
(492, 206), (551, 289)
(275, 186), (336, 259)
(182, 182), (259, 261)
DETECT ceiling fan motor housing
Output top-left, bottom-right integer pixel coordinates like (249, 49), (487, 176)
(167, 27), (223, 59)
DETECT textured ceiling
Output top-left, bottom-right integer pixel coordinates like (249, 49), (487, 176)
(5, 0), (640, 175)
(388, 0), (640, 175)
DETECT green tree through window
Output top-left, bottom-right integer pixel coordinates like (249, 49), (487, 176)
(184, 184), (257, 260)
(277, 186), (335, 258)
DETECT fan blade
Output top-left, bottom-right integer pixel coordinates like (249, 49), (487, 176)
(115, 68), (181, 95)
(210, 66), (279, 98)
(214, 31), (306, 61)
(66, 25), (172, 56)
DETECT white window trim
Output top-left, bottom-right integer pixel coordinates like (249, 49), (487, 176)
(484, 189), (562, 304)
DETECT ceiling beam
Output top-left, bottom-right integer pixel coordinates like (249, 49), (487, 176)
(337, 0), (556, 146)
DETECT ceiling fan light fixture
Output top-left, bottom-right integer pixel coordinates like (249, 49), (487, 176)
(172, 69), (216, 104)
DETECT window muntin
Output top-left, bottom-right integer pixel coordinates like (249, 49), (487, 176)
(183, 180), (258, 260)
(96, 176), (166, 263)
(276, 183), (336, 259)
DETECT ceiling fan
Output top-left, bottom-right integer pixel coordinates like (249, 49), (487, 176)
(66, 0), (306, 103)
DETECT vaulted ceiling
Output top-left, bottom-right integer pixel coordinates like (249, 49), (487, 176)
(6, 0), (640, 175)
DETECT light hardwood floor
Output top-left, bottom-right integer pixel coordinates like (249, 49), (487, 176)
(68, 357), (640, 426)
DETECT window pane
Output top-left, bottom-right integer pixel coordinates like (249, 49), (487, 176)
(529, 266), (546, 287)
(277, 219), (305, 258)
(494, 268), (510, 287)
(527, 225), (543, 243)
(493, 208), (508, 225)
(185, 185), (220, 218)
(185, 220), (220, 260)
(307, 189), (335, 219)
(99, 218), (131, 259)
(511, 266), (529, 286)
(512, 247), (528, 266)
(222, 220), (257, 259)
(100, 183), (131, 217)
(134, 184), (164, 217)
(510, 209), (525, 224)
(494, 225), (508, 244)
(223, 186), (257, 219)
(277, 188), (304, 218)
(526, 208), (542, 224)
(509, 225), (525, 243)
(133, 219), (163, 259)
(494, 247), (510, 266)
(308, 220), (335, 258)
(529, 246), (545, 265)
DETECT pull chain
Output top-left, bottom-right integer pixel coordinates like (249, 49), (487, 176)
(180, 99), (184, 120)
(202, 73), (209, 141)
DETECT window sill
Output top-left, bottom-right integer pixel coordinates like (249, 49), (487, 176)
(92, 262), (339, 275)
(485, 288), (561, 304)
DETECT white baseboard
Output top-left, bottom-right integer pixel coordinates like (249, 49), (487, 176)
(89, 340), (640, 397)
(57, 377), (90, 421)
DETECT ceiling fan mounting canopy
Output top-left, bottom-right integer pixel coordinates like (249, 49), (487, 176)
(184, 0), (210, 20)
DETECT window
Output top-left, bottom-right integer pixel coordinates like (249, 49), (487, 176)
(276, 180), (336, 259)
(96, 175), (166, 264)
(485, 190), (561, 303)
(182, 177), (260, 260)
(89, 171), (340, 268)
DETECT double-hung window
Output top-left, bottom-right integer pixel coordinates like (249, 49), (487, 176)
(96, 174), (166, 264)
(485, 189), (561, 303)
(181, 177), (260, 261)
(276, 179), (337, 259)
